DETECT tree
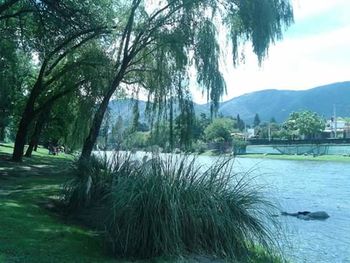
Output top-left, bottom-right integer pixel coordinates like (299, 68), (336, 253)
(236, 114), (245, 131)
(174, 96), (195, 150)
(6, 0), (115, 161)
(0, 34), (34, 142)
(131, 100), (140, 133)
(23, 44), (114, 157)
(79, 0), (294, 160)
(204, 118), (234, 143)
(253, 113), (261, 127)
(110, 116), (124, 146)
(283, 111), (325, 139)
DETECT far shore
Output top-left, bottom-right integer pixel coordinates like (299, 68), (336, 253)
(237, 153), (350, 162)
(200, 150), (350, 162)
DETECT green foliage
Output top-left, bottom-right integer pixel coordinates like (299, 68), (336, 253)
(227, 0), (294, 65)
(283, 110), (325, 138)
(174, 97), (195, 149)
(254, 113), (261, 127)
(63, 153), (281, 261)
(123, 131), (150, 149)
(0, 36), (34, 141)
(204, 118), (235, 142)
(2, 0), (294, 159)
(131, 100), (140, 133)
(110, 116), (125, 145)
(0, 147), (167, 263)
(236, 114), (246, 131)
(195, 19), (226, 113)
(232, 139), (248, 155)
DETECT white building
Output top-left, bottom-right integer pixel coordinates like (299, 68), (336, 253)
(324, 119), (350, 138)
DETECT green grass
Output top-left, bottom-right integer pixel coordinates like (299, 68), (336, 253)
(0, 146), (118, 262)
(0, 145), (164, 263)
(0, 144), (286, 263)
(64, 153), (286, 262)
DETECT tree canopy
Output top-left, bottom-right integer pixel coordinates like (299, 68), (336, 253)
(204, 118), (235, 143)
(283, 110), (325, 138)
(1, 0), (294, 161)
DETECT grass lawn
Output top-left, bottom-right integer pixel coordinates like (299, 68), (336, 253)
(0, 144), (161, 262)
(0, 144), (121, 262)
(0, 143), (285, 263)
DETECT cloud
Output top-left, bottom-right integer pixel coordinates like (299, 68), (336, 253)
(192, 1), (350, 104)
(291, 0), (350, 20)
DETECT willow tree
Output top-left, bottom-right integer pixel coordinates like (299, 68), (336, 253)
(77, 0), (293, 160)
(5, 0), (116, 161)
(24, 43), (114, 157)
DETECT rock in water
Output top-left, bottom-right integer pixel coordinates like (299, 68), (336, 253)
(307, 211), (330, 220)
(281, 211), (330, 220)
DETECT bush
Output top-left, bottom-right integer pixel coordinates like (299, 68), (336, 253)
(62, 153), (282, 261)
(232, 139), (248, 155)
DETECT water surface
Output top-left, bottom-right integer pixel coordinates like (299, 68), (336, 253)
(103, 151), (350, 262)
(198, 156), (350, 263)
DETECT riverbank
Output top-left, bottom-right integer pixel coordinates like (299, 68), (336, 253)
(200, 149), (350, 162)
(238, 153), (350, 162)
(0, 145), (285, 263)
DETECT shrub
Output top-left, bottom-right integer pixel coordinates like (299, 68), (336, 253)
(62, 153), (282, 261)
(232, 139), (248, 155)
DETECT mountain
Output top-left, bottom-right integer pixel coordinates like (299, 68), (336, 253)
(109, 81), (350, 124)
(215, 81), (350, 123)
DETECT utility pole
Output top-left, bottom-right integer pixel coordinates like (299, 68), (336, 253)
(333, 104), (337, 139)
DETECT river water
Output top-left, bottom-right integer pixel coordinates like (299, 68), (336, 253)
(103, 152), (350, 262)
(196, 156), (350, 263)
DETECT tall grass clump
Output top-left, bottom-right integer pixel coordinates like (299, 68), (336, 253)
(62, 152), (282, 261)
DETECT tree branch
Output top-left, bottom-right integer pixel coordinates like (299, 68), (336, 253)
(33, 79), (86, 116)
(45, 31), (103, 76)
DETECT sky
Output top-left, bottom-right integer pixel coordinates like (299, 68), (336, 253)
(192, 0), (350, 104)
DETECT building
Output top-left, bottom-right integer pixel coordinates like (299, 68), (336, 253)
(324, 119), (350, 139)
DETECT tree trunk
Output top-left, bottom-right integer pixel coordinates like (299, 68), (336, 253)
(25, 111), (48, 157)
(79, 88), (116, 161)
(12, 82), (41, 161)
(12, 115), (32, 161)
(169, 96), (174, 151)
(0, 124), (5, 142)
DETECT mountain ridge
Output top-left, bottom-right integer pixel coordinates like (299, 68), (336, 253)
(108, 81), (350, 124)
(216, 81), (350, 122)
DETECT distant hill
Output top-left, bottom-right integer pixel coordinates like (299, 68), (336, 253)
(108, 99), (148, 124)
(109, 81), (350, 124)
(215, 81), (350, 123)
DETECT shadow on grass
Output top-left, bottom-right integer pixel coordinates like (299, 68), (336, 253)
(0, 145), (285, 263)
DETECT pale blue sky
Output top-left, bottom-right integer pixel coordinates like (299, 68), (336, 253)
(192, 0), (350, 103)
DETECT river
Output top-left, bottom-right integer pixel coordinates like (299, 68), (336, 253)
(103, 151), (350, 262)
(197, 156), (350, 263)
